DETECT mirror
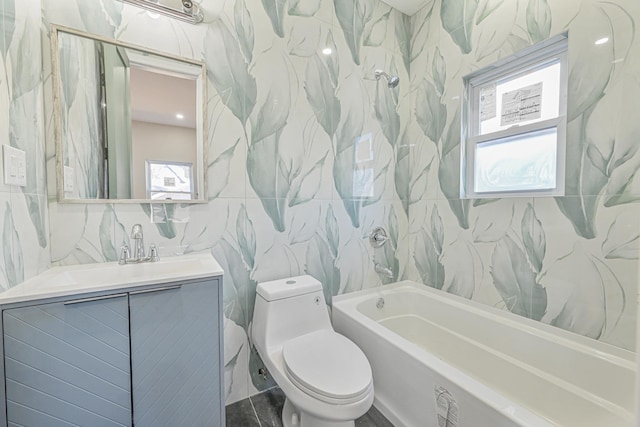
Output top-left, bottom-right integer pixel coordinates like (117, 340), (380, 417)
(52, 25), (207, 203)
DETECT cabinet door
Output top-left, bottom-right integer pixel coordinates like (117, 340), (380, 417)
(129, 280), (221, 427)
(3, 294), (132, 427)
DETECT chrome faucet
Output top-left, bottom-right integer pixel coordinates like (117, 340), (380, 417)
(131, 224), (145, 261)
(374, 263), (394, 279)
(118, 224), (160, 264)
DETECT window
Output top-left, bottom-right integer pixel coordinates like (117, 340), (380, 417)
(462, 34), (568, 198)
(146, 160), (194, 200)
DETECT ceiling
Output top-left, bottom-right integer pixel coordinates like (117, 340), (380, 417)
(374, 0), (433, 15)
(130, 67), (197, 129)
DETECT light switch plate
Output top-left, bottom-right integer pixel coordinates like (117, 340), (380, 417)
(3, 145), (26, 187)
(63, 166), (75, 192)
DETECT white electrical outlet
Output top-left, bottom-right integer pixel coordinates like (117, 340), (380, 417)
(64, 166), (75, 192)
(3, 145), (26, 187)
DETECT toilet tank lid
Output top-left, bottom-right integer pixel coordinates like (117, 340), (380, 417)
(256, 275), (322, 301)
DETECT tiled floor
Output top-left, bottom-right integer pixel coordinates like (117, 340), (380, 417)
(225, 387), (394, 426)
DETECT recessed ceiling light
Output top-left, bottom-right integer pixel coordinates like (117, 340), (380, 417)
(595, 37), (609, 45)
(176, 113), (184, 119)
(322, 47), (332, 55)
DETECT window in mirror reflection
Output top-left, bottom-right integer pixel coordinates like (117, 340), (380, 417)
(146, 160), (194, 200)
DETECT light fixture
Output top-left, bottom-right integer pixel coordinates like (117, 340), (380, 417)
(595, 37), (609, 45)
(322, 47), (332, 55)
(176, 113), (184, 119)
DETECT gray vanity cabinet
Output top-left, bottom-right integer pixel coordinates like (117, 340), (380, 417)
(0, 277), (223, 427)
(3, 294), (132, 427)
(129, 280), (221, 427)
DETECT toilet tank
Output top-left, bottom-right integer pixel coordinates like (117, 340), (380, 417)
(252, 275), (333, 352)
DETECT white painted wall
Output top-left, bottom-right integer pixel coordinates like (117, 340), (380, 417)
(131, 121), (197, 199)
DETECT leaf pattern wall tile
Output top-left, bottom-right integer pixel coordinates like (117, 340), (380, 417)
(440, 0), (478, 55)
(289, 0), (322, 17)
(334, 0), (375, 65)
(204, 20), (257, 126)
(261, 0), (287, 38)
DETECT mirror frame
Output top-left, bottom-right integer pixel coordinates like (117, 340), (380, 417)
(51, 24), (208, 204)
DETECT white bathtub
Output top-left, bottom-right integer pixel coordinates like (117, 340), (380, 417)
(332, 281), (635, 427)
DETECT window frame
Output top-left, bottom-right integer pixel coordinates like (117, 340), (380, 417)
(145, 159), (195, 201)
(462, 34), (568, 199)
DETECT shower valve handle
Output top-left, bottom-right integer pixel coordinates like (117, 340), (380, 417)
(369, 227), (388, 248)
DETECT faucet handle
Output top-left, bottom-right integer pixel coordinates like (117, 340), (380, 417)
(119, 245), (131, 265)
(148, 244), (160, 262)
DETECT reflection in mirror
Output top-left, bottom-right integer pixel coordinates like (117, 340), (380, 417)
(52, 26), (206, 203)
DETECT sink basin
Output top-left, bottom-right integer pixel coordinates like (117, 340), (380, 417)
(62, 258), (206, 287)
(0, 253), (224, 305)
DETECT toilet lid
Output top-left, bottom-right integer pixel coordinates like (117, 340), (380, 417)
(282, 330), (372, 403)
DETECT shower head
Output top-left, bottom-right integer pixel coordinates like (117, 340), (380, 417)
(375, 69), (400, 89)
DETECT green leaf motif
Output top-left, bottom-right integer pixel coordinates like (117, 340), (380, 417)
(395, 13), (412, 74)
(375, 70), (400, 147)
(10, 92), (47, 247)
(364, 9), (391, 47)
(0, 0), (15, 57)
(491, 236), (547, 320)
(333, 0), (374, 65)
(99, 206), (117, 262)
(205, 21), (257, 126)
(324, 31), (340, 87)
(395, 135), (410, 216)
(432, 47), (446, 96)
(11, 13), (39, 98)
(441, 0), (478, 54)
(306, 233), (341, 305)
(333, 106), (365, 228)
(362, 161), (390, 208)
(430, 206), (444, 255)
(543, 246), (605, 339)
(395, 5), (433, 75)
(305, 55), (341, 138)
(441, 239), (476, 299)
(438, 110), (470, 229)
(414, 229), (444, 289)
(208, 139), (239, 200)
(416, 80), (446, 145)
(234, 0), (255, 63)
(289, 0), (321, 16)
(567, 5), (614, 122)
(521, 203), (546, 273)
(325, 205), (339, 257)
(602, 213), (639, 260)
(289, 153), (328, 207)
(476, 0), (504, 25)
(251, 66), (291, 144)
(77, 1), (122, 38)
(555, 117), (607, 239)
(141, 204), (177, 239)
(213, 239), (257, 333)
(247, 132), (290, 232)
(3, 202), (23, 288)
(261, 0), (287, 38)
(236, 204), (257, 270)
(526, 0), (551, 43)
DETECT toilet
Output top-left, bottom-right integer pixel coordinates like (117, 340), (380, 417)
(252, 275), (374, 427)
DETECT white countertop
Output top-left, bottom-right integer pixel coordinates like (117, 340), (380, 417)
(0, 252), (224, 306)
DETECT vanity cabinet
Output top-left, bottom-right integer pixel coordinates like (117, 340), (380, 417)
(0, 276), (223, 427)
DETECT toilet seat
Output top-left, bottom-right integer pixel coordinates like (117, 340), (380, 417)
(282, 330), (373, 405)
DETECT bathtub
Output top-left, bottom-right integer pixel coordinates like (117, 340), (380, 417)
(332, 281), (635, 427)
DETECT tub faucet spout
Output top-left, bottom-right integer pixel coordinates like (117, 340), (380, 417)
(374, 263), (393, 279)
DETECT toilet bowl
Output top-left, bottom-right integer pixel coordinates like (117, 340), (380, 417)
(252, 275), (374, 427)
